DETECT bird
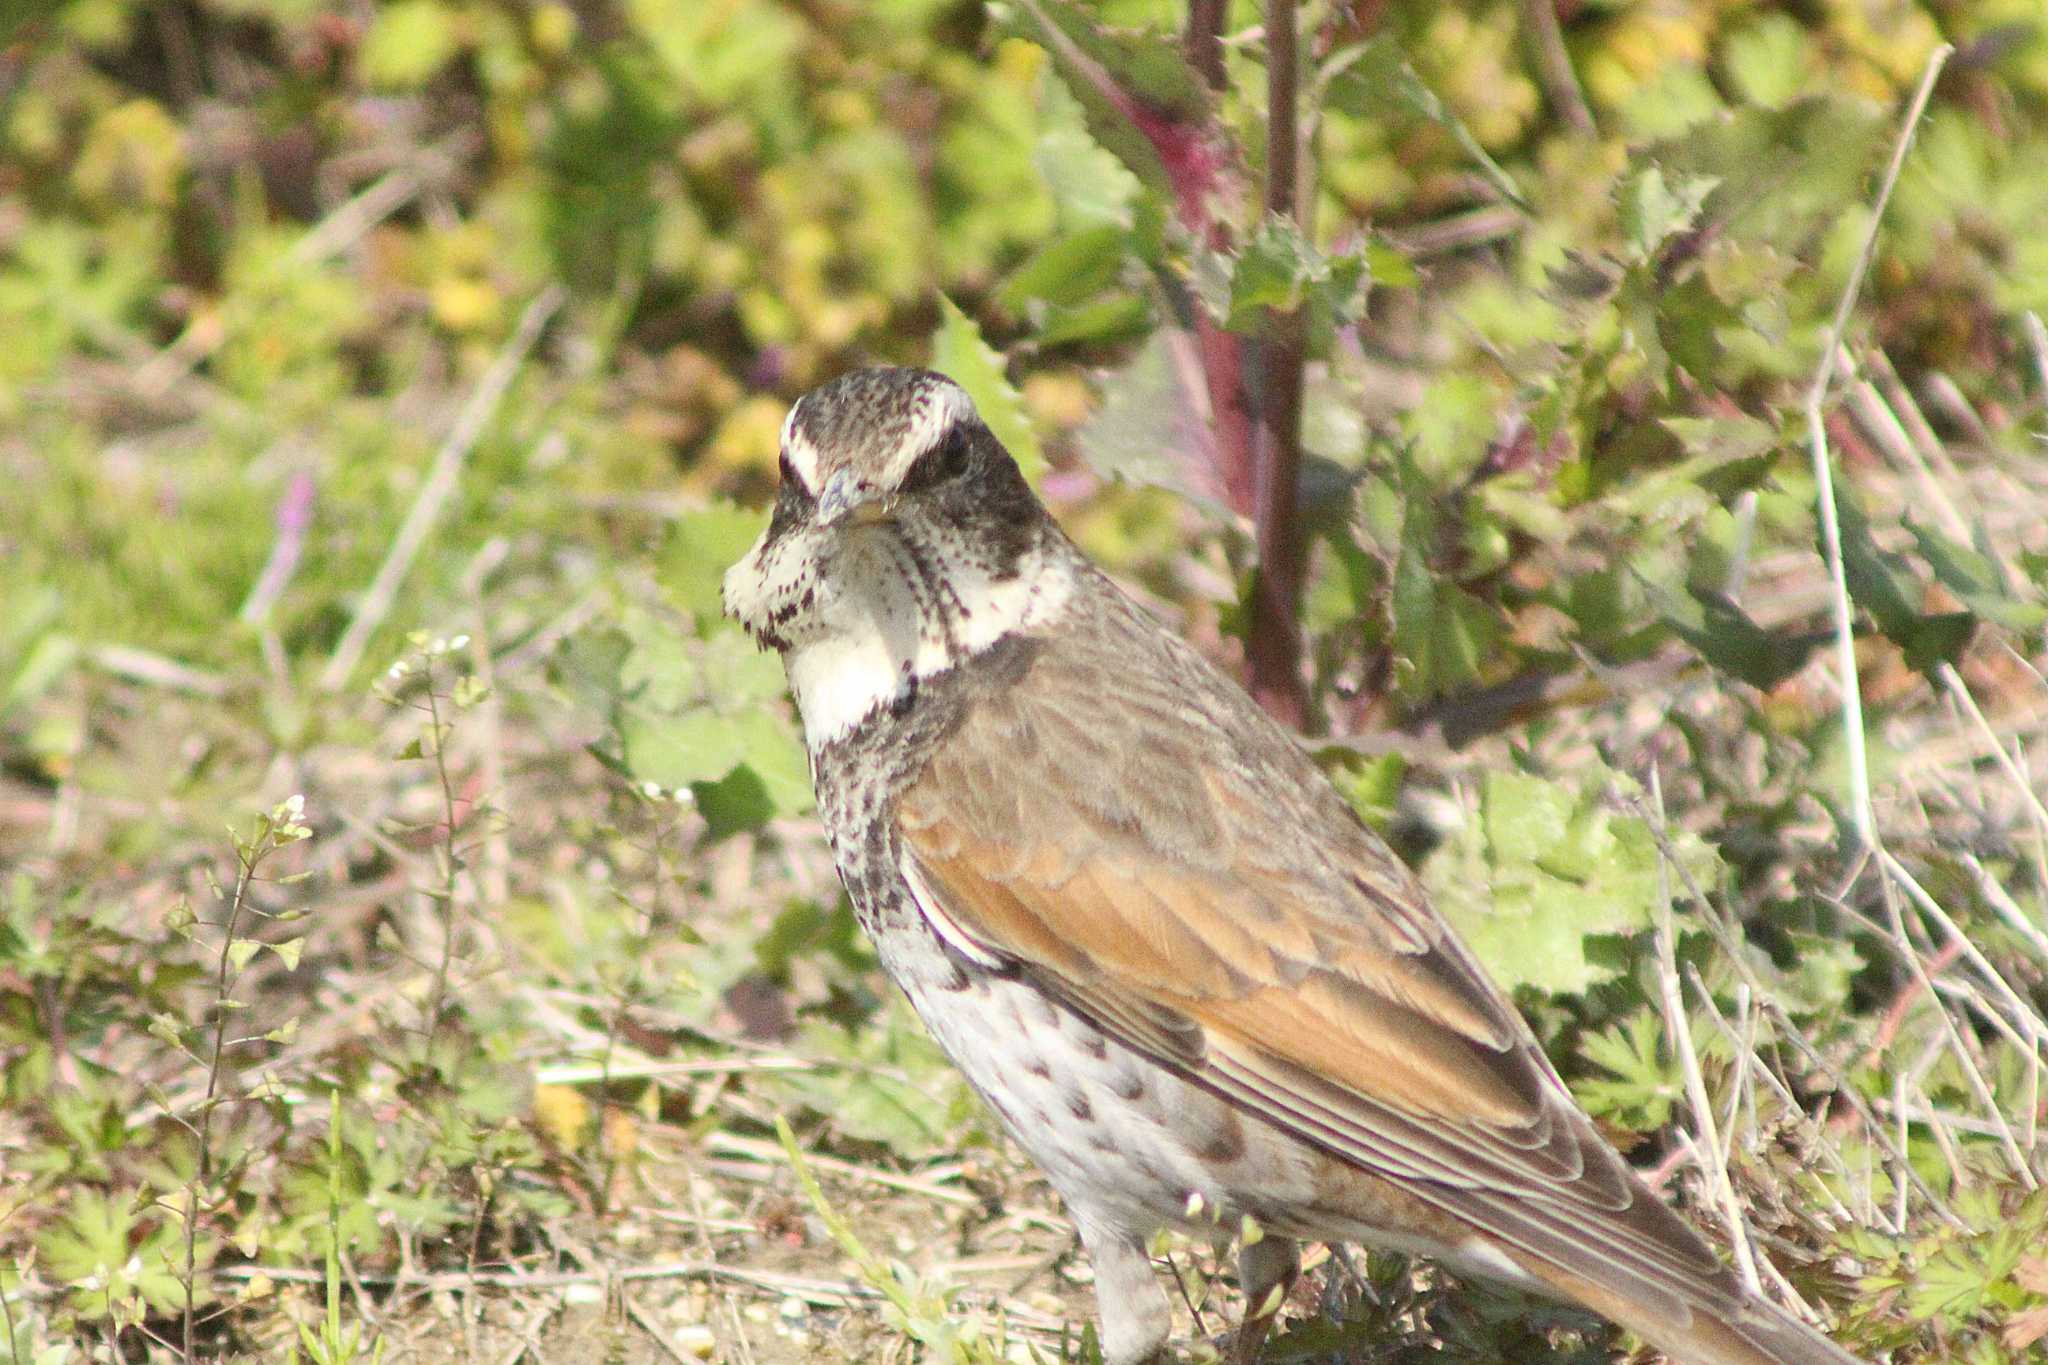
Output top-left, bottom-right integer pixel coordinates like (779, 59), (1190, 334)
(722, 366), (1861, 1365)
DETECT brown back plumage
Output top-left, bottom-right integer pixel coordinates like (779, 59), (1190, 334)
(896, 565), (1858, 1365)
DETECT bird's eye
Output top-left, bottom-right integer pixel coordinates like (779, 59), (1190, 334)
(904, 429), (971, 492)
(939, 430), (971, 477)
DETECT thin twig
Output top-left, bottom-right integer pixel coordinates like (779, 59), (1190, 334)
(2023, 311), (2048, 407)
(1875, 867), (2037, 1186)
(1518, 0), (1594, 135)
(1802, 43), (1950, 848)
(1881, 848), (2048, 1055)
(702, 1130), (979, 1208)
(1937, 662), (2048, 846)
(321, 285), (564, 690)
(84, 644), (230, 698)
(1648, 768), (1762, 1296)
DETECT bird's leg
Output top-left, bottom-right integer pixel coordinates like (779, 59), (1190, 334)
(1080, 1223), (1172, 1365)
(1232, 1234), (1300, 1364)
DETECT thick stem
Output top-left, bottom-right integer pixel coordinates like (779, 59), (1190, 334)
(1184, 0), (1227, 90)
(1246, 0), (1309, 727)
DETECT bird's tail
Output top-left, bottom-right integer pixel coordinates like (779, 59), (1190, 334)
(1520, 1254), (1864, 1365)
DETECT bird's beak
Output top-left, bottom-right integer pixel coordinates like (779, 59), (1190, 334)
(817, 471), (892, 529)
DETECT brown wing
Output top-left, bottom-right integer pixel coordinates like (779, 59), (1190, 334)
(895, 583), (1742, 1317)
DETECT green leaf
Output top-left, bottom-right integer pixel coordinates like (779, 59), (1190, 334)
(1000, 225), (1127, 311)
(1643, 575), (1825, 690)
(931, 296), (1044, 481)
(662, 501), (766, 626)
(1836, 493), (1978, 671)
(1388, 448), (1500, 700)
(1909, 521), (2048, 633)
(697, 625), (787, 707)
(1779, 930), (1863, 1013)
(1077, 332), (1228, 512)
(1028, 295), (1151, 348)
(1031, 70), (1144, 229)
(1221, 218), (1369, 338)
(1619, 165), (1718, 261)
(1001, 0), (1211, 202)
(763, 1009), (963, 1155)
(622, 709), (746, 791)
(1721, 13), (1810, 110)
(727, 709), (814, 817)
(1575, 1010), (1680, 1131)
(691, 763), (776, 841)
(1426, 769), (1708, 995)
(1322, 38), (1526, 210)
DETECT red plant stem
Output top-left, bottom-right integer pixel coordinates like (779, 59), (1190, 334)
(1245, 0), (1309, 727)
(1197, 320), (1258, 514)
(1184, 0), (1227, 90)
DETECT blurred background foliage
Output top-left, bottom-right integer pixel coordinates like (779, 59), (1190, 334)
(3, 0), (2048, 1360)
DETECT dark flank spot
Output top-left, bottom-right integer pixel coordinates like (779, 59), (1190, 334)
(1110, 1071), (1144, 1101)
(1088, 1132), (1117, 1153)
(1065, 1091), (1093, 1122)
(1082, 1034), (1111, 1062)
(1022, 1055), (1053, 1081)
(889, 675), (919, 718)
(1195, 1112), (1246, 1163)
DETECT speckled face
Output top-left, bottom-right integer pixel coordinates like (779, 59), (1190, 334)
(775, 367), (976, 506)
(721, 368), (1077, 747)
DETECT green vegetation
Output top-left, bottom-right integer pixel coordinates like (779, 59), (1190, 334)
(3, 0), (2046, 1360)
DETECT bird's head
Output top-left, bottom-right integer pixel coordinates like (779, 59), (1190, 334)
(722, 368), (1073, 744)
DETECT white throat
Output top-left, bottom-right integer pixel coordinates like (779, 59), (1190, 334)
(783, 538), (1074, 748)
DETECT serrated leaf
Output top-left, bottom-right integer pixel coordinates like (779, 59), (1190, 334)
(1909, 521), (2047, 633)
(1031, 71), (1143, 229)
(662, 501), (766, 625)
(1620, 165), (1718, 260)
(1389, 452), (1501, 699)
(1077, 332), (1228, 511)
(931, 296), (1044, 481)
(1575, 1010), (1679, 1130)
(1002, 0), (1211, 202)
(1427, 770), (1701, 995)
(727, 709), (813, 818)
(1837, 497), (1980, 671)
(1000, 225), (1127, 311)
(1642, 574), (1825, 690)
(1321, 37), (1526, 210)
(1029, 295), (1150, 348)
(1779, 930), (1863, 1013)
(1221, 218), (1369, 340)
(622, 709), (746, 791)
